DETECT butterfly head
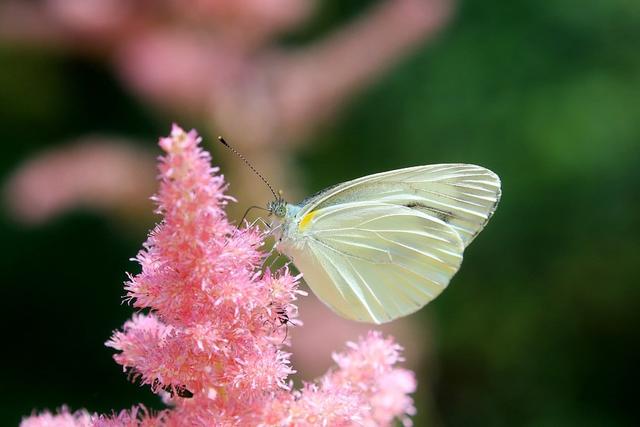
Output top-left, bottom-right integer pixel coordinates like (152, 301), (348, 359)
(267, 194), (304, 244)
(267, 197), (287, 218)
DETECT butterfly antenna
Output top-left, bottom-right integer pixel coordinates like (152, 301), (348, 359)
(217, 136), (279, 201)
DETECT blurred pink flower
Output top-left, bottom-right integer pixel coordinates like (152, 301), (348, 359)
(21, 125), (417, 426)
(0, 0), (452, 147)
(3, 138), (156, 225)
(0, 0), (311, 51)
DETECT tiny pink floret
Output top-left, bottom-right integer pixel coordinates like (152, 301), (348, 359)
(22, 126), (417, 426)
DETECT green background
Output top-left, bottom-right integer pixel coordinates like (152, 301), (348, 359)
(2, 1), (639, 425)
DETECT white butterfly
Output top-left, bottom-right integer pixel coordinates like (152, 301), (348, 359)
(267, 164), (501, 324)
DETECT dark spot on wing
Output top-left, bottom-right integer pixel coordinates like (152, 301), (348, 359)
(404, 202), (452, 223)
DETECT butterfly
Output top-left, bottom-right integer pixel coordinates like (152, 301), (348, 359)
(217, 138), (501, 324)
(267, 164), (501, 324)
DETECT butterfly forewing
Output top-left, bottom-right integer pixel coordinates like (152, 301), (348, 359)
(298, 164), (501, 246)
(286, 202), (464, 323)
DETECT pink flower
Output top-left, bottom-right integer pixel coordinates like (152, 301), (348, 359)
(22, 125), (416, 426)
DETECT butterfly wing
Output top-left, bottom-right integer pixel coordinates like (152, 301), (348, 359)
(283, 202), (464, 323)
(298, 164), (501, 246)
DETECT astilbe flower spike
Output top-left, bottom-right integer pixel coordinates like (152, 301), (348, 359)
(21, 125), (417, 426)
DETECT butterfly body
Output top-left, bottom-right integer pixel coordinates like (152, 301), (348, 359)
(268, 164), (501, 324)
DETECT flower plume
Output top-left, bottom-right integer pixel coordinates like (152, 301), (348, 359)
(22, 125), (416, 426)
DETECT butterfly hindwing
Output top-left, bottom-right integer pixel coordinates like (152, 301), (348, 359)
(285, 202), (464, 323)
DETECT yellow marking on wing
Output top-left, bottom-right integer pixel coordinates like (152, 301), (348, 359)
(298, 210), (318, 231)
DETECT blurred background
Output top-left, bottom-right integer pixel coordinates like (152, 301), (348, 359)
(2, 0), (639, 425)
